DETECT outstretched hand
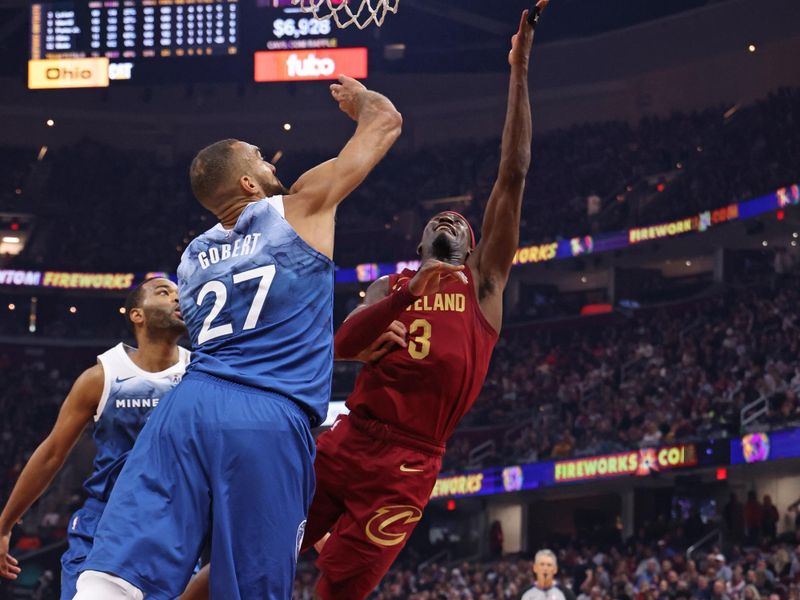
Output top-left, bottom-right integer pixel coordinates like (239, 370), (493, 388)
(509, 0), (549, 68)
(330, 74), (368, 121)
(408, 260), (467, 298)
(0, 531), (21, 580)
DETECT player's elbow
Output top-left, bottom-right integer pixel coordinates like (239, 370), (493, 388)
(376, 109), (403, 142)
(498, 156), (530, 184)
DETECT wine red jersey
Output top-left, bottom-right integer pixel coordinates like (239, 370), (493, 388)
(346, 265), (498, 443)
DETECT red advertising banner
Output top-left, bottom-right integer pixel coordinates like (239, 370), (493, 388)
(254, 48), (368, 82)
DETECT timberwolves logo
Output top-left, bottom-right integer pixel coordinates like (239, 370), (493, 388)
(295, 520), (306, 560)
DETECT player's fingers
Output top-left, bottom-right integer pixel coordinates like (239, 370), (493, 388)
(7, 555), (17, 566)
(387, 320), (407, 336)
(383, 332), (407, 348)
(518, 9), (528, 32)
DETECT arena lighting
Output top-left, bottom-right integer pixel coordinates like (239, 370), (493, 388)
(69, 306), (77, 314)
(14, 188), (21, 196)
(776, 210), (785, 221)
(358, 290), (366, 298)
(748, 44), (756, 53)
(46, 118), (54, 127)
(580, 276), (587, 283)
(7, 304), (14, 311)
(2, 236), (20, 244)
(656, 183), (665, 193)
(10, 223), (19, 230)
(685, 260), (692, 267)
(446, 500), (456, 511)
(716, 467), (728, 481)
(283, 123), (292, 131)
(119, 307), (126, 314)
(37, 145), (48, 161)
(793, 232), (798, 239)
(793, 241), (798, 248)
(762, 241), (768, 247)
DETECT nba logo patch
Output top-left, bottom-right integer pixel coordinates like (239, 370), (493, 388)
(295, 520), (306, 561)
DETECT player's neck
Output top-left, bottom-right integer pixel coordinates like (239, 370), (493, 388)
(421, 250), (466, 267)
(216, 198), (253, 230)
(129, 334), (181, 372)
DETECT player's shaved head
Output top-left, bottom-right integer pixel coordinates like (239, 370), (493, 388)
(189, 139), (248, 209)
(190, 139), (288, 215)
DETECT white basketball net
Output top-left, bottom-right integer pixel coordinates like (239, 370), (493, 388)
(291, 0), (399, 29)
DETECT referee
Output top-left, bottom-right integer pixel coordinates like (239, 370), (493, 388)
(521, 550), (576, 600)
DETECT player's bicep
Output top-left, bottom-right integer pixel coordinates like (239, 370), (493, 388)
(474, 178), (525, 285)
(290, 115), (401, 214)
(45, 365), (103, 457)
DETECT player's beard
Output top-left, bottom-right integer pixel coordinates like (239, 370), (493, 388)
(144, 306), (188, 337)
(431, 232), (456, 261)
(259, 174), (290, 197)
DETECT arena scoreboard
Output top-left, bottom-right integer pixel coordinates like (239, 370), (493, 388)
(28, 0), (369, 89)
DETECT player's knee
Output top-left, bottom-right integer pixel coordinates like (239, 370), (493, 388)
(74, 570), (144, 600)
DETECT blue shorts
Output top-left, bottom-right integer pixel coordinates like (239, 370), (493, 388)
(81, 373), (316, 600)
(60, 498), (105, 600)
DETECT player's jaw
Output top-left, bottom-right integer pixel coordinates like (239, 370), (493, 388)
(418, 213), (471, 265)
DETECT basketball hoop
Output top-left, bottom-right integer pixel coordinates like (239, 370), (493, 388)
(290, 0), (399, 29)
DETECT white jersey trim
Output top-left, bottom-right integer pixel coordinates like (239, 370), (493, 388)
(266, 195), (285, 218)
(93, 343), (190, 421)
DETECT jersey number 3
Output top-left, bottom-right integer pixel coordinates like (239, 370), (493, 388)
(196, 266), (277, 344)
(407, 318), (432, 360)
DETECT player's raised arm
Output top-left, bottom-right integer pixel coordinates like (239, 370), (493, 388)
(0, 365), (102, 580)
(285, 76), (402, 258)
(470, 4), (546, 302)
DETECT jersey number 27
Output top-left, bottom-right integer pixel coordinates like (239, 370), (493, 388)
(196, 266), (276, 344)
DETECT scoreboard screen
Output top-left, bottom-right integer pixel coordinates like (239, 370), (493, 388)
(28, 0), (369, 89)
(30, 0), (238, 60)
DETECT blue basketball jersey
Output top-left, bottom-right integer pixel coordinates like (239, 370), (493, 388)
(83, 343), (190, 502)
(177, 196), (334, 425)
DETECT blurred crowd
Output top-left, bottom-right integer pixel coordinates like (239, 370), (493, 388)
(292, 529), (800, 600)
(1, 89), (798, 271)
(442, 270), (800, 471)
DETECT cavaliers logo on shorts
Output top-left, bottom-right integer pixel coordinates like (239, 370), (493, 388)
(364, 505), (423, 547)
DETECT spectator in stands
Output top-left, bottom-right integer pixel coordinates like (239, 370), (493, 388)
(725, 494), (746, 542)
(762, 496), (780, 540)
(746, 492), (765, 545)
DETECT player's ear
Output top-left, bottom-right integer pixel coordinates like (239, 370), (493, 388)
(128, 307), (145, 326)
(416, 243), (422, 256)
(239, 175), (261, 197)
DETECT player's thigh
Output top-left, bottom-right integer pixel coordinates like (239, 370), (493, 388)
(205, 390), (315, 599)
(84, 382), (211, 597)
(301, 439), (348, 553)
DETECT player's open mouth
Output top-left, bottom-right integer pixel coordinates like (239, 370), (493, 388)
(435, 224), (456, 236)
(175, 309), (183, 320)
